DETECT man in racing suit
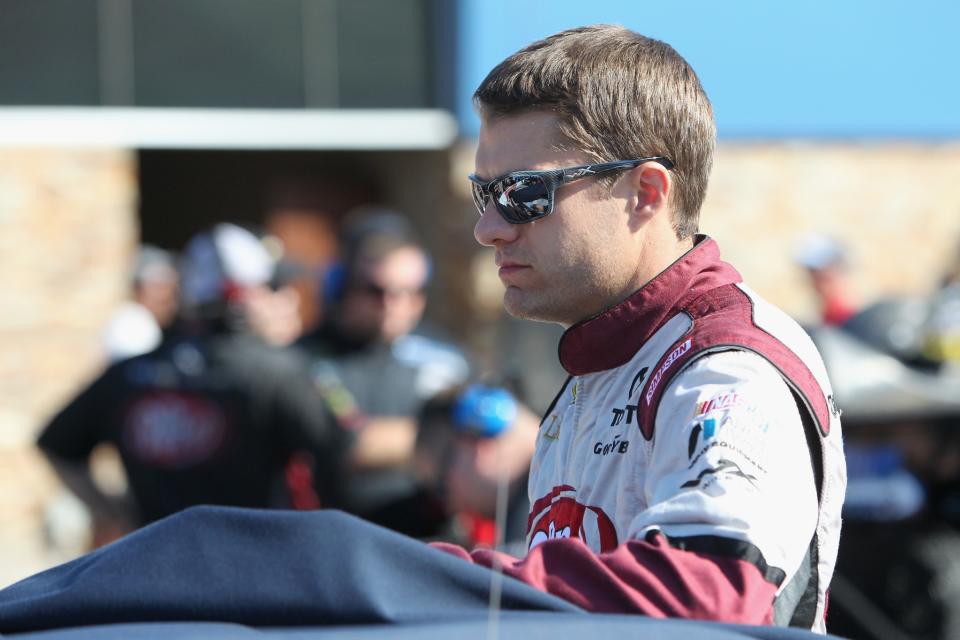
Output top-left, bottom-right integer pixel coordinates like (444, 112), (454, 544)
(441, 25), (846, 633)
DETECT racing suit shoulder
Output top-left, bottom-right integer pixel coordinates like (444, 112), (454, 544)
(634, 283), (844, 632)
(637, 283), (833, 441)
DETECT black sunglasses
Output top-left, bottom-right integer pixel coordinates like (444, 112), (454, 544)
(469, 156), (674, 224)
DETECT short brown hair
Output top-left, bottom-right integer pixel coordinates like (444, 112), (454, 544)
(474, 25), (715, 239)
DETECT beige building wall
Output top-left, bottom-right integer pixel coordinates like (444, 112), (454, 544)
(705, 143), (960, 324)
(0, 148), (137, 587)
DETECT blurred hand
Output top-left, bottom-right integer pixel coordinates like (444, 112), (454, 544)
(91, 513), (135, 548)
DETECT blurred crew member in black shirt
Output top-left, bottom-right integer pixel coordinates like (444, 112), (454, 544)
(38, 224), (345, 545)
(297, 209), (469, 533)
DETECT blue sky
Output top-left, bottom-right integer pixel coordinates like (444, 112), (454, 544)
(456, 0), (959, 139)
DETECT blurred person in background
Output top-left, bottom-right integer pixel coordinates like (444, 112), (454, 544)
(295, 208), (470, 534)
(36, 223), (346, 547)
(261, 175), (378, 336)
(814, 297), (960, 640)
(923, 237), (960, 365)
(240, 248), (306, 348)
(794, 233), (860, 328)
(102, 244), (180, 361)
(411, 383), (539, 553)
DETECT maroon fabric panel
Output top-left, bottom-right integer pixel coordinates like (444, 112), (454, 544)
(436, 534), (778, 624)
(637, 285), (830, 440)
(558, 237), (742, 376)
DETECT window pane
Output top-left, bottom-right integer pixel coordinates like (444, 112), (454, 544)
(133, 0), (304, 108)
(0, 0), (99, 105)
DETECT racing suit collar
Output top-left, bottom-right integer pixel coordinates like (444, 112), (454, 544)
(558, 235), (742, 375)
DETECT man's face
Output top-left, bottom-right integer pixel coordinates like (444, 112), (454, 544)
(135, 269), (179, 329)
(473, 111), (642, 327)
(341, 245), (429, 342)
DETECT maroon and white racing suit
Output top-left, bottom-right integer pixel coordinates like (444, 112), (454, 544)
(438, 236), (845, 633)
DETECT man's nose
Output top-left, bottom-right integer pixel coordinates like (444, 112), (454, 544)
(474, 202), (519, 247)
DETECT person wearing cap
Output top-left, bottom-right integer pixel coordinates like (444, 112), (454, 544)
(411, 383), (539, 551)
(36, 223), (346, 545)
(295, 208), (470, 535)
(101, 244), (180, 361)
(793, 233), (860, 327)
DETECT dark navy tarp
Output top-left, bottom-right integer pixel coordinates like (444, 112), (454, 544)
(0, 506), (845, 639)
(7, 616), (850, 640)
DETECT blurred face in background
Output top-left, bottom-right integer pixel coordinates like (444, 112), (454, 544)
(808, 264), (848, 300)
(340, 244), (429, 343)
(241, 284), (302, 347)
(134, 264), (180, 329)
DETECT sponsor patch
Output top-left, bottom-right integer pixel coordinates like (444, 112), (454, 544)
(687, 392), (769, 454)
(687, 417), (717, 458)
(696, 391), (745, 416)
(686, 399), (772, 474)
(645, 339), (692, 405)
(680, 458), (759, 492)
(122, 391), (229, 468)
(688, 439), (768, 475)
(609, 404), (638, 427)
(609, 367), (650, 429)
(629, 367), (649, 398)
(543, 414), (561, 440)
(527, 486), (619, 553)
(593, 436), (629, 456)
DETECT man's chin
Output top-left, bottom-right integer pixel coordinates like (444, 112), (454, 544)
(503, 289), (565, 325)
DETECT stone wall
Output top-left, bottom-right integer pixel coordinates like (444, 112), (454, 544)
(0, 147), (136, 587)
(706, 142), (960, 323)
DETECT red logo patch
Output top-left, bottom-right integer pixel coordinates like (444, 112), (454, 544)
(122, 391), (229, 469)
(527, 485), (618, 552)
(696, 391), (745, 416)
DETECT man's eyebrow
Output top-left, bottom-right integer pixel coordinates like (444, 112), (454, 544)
(471, 170), (508, 184)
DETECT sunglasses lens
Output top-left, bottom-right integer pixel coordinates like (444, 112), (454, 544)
(492, 175), (551, 223)
(470, 181), (487, 216)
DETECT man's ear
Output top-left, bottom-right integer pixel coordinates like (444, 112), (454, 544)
(628, 161), (671, 219)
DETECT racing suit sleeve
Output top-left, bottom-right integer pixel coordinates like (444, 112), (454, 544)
(433, 351), (818, 625)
